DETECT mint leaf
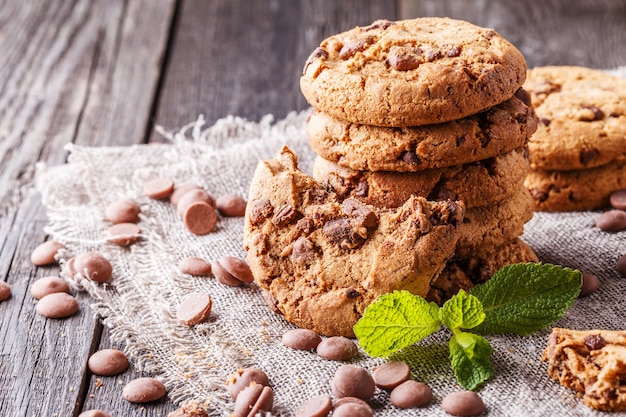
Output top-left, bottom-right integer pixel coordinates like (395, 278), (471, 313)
(470, 263), (582, 335)
(354, 290), (441, 357)
(441, 290), (485, 330)
(449, 331), (494, 390)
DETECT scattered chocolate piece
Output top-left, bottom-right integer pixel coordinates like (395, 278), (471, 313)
(331, 365), (375, 402)
(389, 380), (432, 409)
(122, 377), (167, 403)
(170, 184), (203, 206)
(36, 292), (79, 318)
(107, 222), (142, 246)
(31, 240), (65, 266)
(295, 395), (332, 417)
(282, 328), (322, 351)
(216, 194), (247, 217)
(212, 256), (253, 286)
(610, 189), (626, 210)
(233, 384), (273, 417)
(176, 292), (212, 326)
(31, 276), (70, 299)
(104, 199), (141, 224)
(143, 177), (175, 200)
(88, 348), (130, 376)
(183, 202), (217, 235)
(0, 281), (11, 302)
(579, 273), (599, 297)
(372, 361), (411, 390)
(441, 391), (485, 416)
(177, 189), (216, 217)
(316, 336), (358, 361)
(595, 210), (626, 232)
(178, 257), (212, 276)
(74, 253), (113, 283)
(227, 368), (270, 400)
(332, 402), (373, 417)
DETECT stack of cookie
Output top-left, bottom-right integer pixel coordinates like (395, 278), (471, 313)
(300, 17), (539, 303)
(523, 66), (626, 212)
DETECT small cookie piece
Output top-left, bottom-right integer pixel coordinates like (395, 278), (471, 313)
(307, 93), (536, 172)
(524, 160), (626, 212)
(525, 66), (626, 171)
(456, 187), (534, 256)
(426, 238), (538, 305)
(301, 17), (527, 127)
(243, 147), (463, 337)
(167, 401), (209, 417)
(313, 148), (529, 209)
(543, 328), (626, 411)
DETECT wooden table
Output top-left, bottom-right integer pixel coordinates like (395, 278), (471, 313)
(1, 1), (625, 416)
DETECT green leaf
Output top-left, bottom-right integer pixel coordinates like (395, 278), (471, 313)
(441, 290), (485, 330)
(470, 263), (582, 335)
(354, 290), (441, 357)
(449, 331), (494, 390)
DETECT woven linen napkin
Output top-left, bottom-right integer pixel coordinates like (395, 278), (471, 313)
(36, 70), (626, 417)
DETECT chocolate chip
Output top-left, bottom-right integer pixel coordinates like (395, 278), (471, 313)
(143, 177), (175, 200)
(579, 272), (599, 297)
(373, 361), (411, 390)
(580, 105), (605, 121)
(389, 380), (432, 409)
(36, 292), (79, 319)
(441, 391), (485, 417)
(74, 252), (113, 283)
(339, 37), (374, 60)
(610, 189), (626, 210)
(272, 203), (299, 227)
(216, 194), (247, 217)
(178, 257), (212, 276)
(183, 202), (217, 235)
(596, 210), (626, 231)
(31, 276), (71, 300)
(355, 181), (369, 197)
(248, 199), (273, 226)
(323, 219), (366, 250)
(0, 281), (11, 302)
(316, 337), (359, 361)
(88, 349), (130, 376)
(295, 217), (315, 236)
(122, 377), (167, 403)
(295, 395), (332, 417)
(540, 118), (551, 126)
(363, 20), (394, 31)
(176, 292), (213, 326)
(423, 48), (442, 62)
(531, 80), (561, 96)
(400, 150), (420, 165)
(585, 334), (606, 351)
(445, 45), (462, 57)
(579, 148), (599, 166)
(107, 222), (141, 246)
(282, 328), (322, 351)
(331, 365), (375, 402)
(31, 240), (65, 266)
(514, 88), (532, 107)
(227, 368), (270, 400)
(341, 199), (378, 228)
(233, 384), (273, 417)
(105, 199), (141, 224)
(388, 46), (422, 71)
(291, 237), (316, 266)
(304, 47), (328, 74)
(79, 411), (112, 417)
(346, 289), (360, 298)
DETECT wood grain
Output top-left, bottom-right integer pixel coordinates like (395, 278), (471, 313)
(0, 0), (175, 416)
(0, 0), (625, 416)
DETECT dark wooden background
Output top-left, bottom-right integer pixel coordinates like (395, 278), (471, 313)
(1, 0), (625, 416)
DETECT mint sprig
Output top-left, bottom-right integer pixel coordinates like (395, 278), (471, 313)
(353, 262), (582, 390)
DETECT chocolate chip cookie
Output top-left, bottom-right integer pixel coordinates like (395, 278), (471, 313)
(543, 327), (626, 411)
(300, 17), (527, 127)
(457, 186), (534, 256)
(426, 238), (538, 305)
(524, 160), (626, 211)
(306, 91), (537, 172)
(525, 66), (626, 171)
(312, 147), (529, 209)
(243, 147), (464, 337)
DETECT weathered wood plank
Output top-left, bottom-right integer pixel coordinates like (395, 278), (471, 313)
(399, 0), (626, 68)
(150, 0), (398, 137)
(0, 0), (175, 416)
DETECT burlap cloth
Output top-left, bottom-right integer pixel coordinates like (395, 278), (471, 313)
(36, 69), (626, 417)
